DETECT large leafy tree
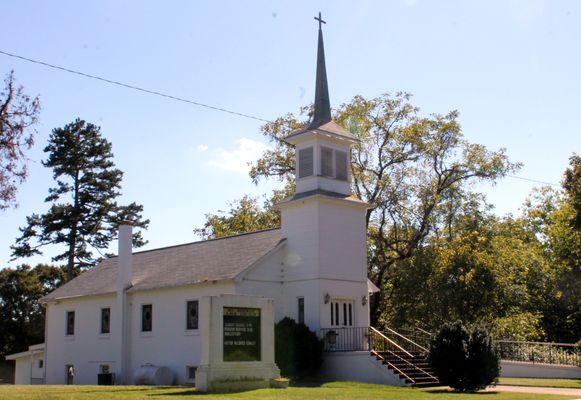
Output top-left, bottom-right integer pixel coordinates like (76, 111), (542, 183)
(0, 264), (65, 358)
(194, 195), (281, 240)
(522, 157), (581, 342)
(248, 93), (519, 323)
(563, 154), (581, 230)
(11, 119), (149, 281)
(0, 71), (40, 211)
(384, 206), (549, 340)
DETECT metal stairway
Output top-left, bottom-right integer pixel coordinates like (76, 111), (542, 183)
(369, 327), (440, 387)
(321, 326), (440, 387)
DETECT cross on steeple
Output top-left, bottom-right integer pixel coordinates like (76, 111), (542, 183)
(314, 12), (326, 30)
(308, 11), (331, 129)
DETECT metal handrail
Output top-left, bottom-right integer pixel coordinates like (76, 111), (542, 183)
(497, 340), (579, 347)
(371, 350), (414, 383)
(371, 346), (438, 382)
(383, 326), (429, 353)
(415, 326), (432, 336)
(496, 340), (580, 366)
(369, 327), (413, 357)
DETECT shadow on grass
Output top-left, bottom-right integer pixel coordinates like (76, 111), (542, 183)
(34, 387), (163, 395)
(148, 388), (200, 396)
(425, 389), (498, 395)
(289, 379), (328, 388)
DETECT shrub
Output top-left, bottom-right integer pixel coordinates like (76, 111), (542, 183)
(428, 321), (500, 392)
(274, 317), (323, 378)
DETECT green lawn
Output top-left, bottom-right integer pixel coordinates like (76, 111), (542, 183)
(0, 382), (574, 400)
(498, 377), (581, 389)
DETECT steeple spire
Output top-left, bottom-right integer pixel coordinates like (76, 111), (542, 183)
(308, 12), (332, 129)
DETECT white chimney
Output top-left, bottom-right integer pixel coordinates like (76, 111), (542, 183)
(117, 221), (133, 291)
(116, 220), (133, 384)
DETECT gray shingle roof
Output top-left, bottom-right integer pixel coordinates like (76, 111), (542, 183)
(285, 120), (358, 143)
(41, 228), (284, 302)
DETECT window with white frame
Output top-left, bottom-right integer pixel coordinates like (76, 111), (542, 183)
(141, 304), (152, 332)
(66, 311), (75, 336)
(186, 300), (199, 330)
(330, 300), (353, 327)
(101, 307), (110, 334)
(186, 366), (197, 383)
(297, 297), (305, 325)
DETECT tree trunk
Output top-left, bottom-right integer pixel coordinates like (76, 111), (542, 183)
(67, 170), (80, 282)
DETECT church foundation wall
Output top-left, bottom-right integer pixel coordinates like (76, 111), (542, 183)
(318, 352), (405, 386)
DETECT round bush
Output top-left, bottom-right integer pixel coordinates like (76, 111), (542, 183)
(428, 321), (500, 392)
(274, 317), (323, 379)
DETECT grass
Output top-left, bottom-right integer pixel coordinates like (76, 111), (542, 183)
(498, 377), (581, 389)
(0, 382), (575, 400)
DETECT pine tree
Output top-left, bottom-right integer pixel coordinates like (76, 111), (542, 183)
(11, 118), (149, 281)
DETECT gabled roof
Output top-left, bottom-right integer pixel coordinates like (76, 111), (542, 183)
(41, 229), (284, 302)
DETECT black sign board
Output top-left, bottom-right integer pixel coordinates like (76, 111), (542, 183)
(223, 307), (261, 362)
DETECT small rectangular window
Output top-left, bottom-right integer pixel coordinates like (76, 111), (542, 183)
(101, 308), (111, 334)
(38, 359), (44, 369)
(186, 300), (199, 330)
(66, 311), (75, 336)
(335, 150), (348, 181)
(142, 304), (152, 332)
(297, 297), (305, 325)
(321, 147), (334, 177)
(343, 303), (347, 326)
(298, 147), (314, 178)
(187, 366), (197, 381)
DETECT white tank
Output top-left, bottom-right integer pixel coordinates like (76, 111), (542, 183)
(133, 364), (173, 386)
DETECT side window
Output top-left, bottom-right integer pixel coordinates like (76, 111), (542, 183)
(297, 297), (305, 325)
(321, 147), (334, 177)
(101, 308), (111, 334)
(66, 311), (75, 336)
(186, 300), (199, 330)
(298, 147), (314, 178)
(186, 366), (197, 383)
(142, 304), (152, 332)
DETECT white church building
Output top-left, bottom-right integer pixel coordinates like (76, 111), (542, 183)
(8, 16), (439, 388)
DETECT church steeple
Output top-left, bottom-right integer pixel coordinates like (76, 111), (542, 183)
(309, 12), (332, 129)
(283, 13), (359, 198)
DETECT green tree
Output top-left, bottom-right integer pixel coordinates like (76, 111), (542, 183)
(428, 321), (500, 392)
(11, 119), (149, 281)
(194, 194), (281, 240)
(383, 208), (548, 340)
(0, 71), (40, 211)
(274, 317), (323, 378)
(563, 154), (581, 229)
(0, 264), (65, 358)
(249, 93), (519, 323)
(523, 164), (581, 342)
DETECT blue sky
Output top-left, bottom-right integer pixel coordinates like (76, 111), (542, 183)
(1, 0), (579, 268)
